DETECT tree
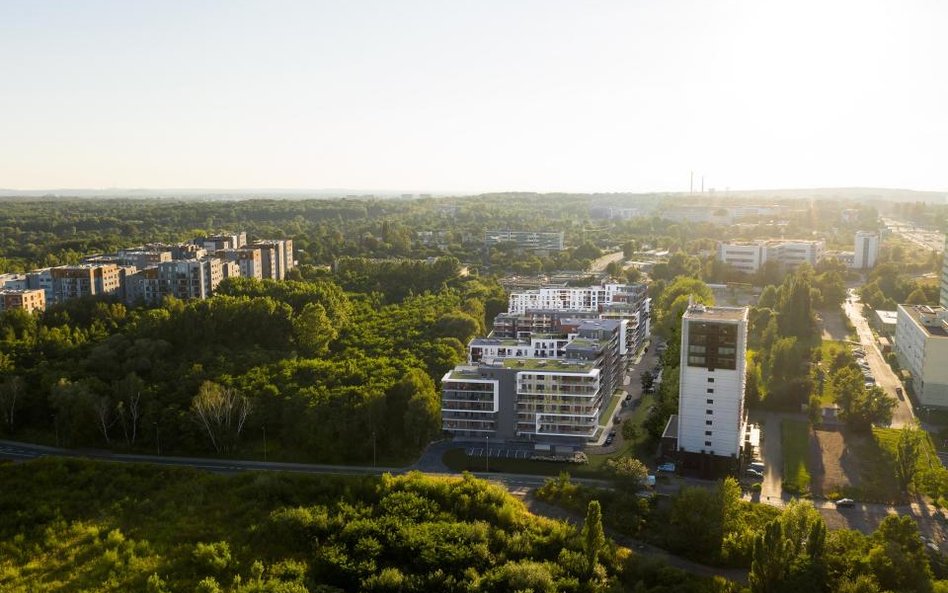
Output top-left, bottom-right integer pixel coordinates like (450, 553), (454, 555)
(190, 381), (252, 454)
(640, 370), (654, 393)
(113, 372), (145, 446)
(894, 427), (924, 493)
(869, 515), (933, 593)
(750, 500), (827, 593)
(605, 456), (648, 488)
(292, 302), (336, 356)
(92, 394), (116, 444)
(580, 500), (606, 577)
(0, 375), (24, 433)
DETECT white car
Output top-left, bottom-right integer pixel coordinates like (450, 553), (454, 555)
(657, 462), (676, 472)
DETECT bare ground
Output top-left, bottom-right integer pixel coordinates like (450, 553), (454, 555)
(810, 429), (858, 497)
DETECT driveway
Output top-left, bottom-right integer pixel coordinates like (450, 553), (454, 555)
(843, 290), (915, 428)
(751, 411), (785, 503)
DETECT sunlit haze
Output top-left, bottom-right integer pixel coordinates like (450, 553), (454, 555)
(1, 0), (946, 193)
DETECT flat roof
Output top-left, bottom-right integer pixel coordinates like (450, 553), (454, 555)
(501, 358), (595, 372)
(683, 304), (747, 321)
(900, 304), (948, 337)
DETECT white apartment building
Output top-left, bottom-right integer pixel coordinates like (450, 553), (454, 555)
(717, 240), (824, 274)
(677, 304), (749, 475)
(508, 283), (634, 313)
(895, 304), (948, 408)
(854, 231), (880, 269)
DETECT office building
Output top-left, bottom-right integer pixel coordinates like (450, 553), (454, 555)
(854, 231), (880, 270)
(716, 240), (824, 274)
(484, 230), (565, 251)
(894, 304), (948, 408)
(675, 304), (749, 477)
(0, 288), (46, 313)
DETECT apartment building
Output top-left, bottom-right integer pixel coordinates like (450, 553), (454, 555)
(507, 283), (649, 355)
(125, 267), (162, 305)
(675, 304), (749, 477)
(443, 317), (626, 447)
(48, 264), (122, 304)
(198, 232), (247, 251)
(941, 237), (948, 309)
(484, 230), (565, 251)
(157, 258), (224, 300)
(251, 239), (294, 280)
(854, 231), (880, 270)
(895, 304), (948, 408)
(717, 240), (824, 274)
(216, 247), (263, 280)
(0, 288), (46, 313)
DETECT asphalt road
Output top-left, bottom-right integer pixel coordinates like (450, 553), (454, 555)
(843, 289), (915, 428)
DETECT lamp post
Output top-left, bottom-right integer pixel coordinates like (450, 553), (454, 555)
(154, 421), (160, 456)
(485, 434), (489, 472)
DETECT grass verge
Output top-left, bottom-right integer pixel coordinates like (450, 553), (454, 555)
(781, 419), (811, 495)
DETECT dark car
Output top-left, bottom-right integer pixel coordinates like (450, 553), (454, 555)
(835, 498), (855, 508)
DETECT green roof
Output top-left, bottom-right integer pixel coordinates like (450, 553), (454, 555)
(502, 358), (595, 372)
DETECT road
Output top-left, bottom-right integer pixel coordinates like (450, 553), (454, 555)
(589, 251), (625, 273)
(882, 218), (945, 254)
(843, 289), (915, 427)
(753, 411), (784, 503)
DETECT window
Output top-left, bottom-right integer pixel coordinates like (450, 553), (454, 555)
(706, 399), (714, 404)
(704, 440), (712, 447)
(707, 378), (715, 383)
(708, 368), (715, 372)
(707, 388), (714, 394)
(705, 420), (713, 426)
(706, 409), (713, 415)
(705, 430), (712, 436)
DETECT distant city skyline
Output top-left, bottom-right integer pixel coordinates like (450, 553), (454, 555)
(2, 1), (946, 193)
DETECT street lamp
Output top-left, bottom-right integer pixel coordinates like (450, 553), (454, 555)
(485, 434), (489, 472)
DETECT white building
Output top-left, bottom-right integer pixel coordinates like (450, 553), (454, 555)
(509, 283), (635, 313)
(716, 240), (824, 274)
(854, 231), (880, 269)
(676, 304), (749, 476)
(894, 304), (948, 408)
(941, 236), (948, 309)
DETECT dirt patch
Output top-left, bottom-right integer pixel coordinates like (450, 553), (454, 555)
(819, 307), (850, 341)
(810, 429), (861, 497)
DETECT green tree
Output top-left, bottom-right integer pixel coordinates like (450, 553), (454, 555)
(894, 427), (924, 492)
(869, 515), (933, 593)
(581, 500), (606, 577)
(292, 302), (337, 356)
(605, 456), (648, 488)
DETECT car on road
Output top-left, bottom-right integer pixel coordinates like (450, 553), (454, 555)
(835, 498), (855, 508)
(896, 387), (904, 398)
(745, 468), (764, 479)
(604, 435), (614, 446)
(748, 461), (766, 473)
(657, 462), (676, 472)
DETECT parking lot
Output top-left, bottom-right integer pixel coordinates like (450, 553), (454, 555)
(465, 447), (532, 459)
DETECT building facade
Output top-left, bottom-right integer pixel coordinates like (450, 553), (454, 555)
(894, 304), (948, 408)
(0, 288), (46, 313)
(49, 264), (122, 304)
(157, 258), (224, 300)
(717, 240), (824, 274)
(854, 231), (880, 270)
(442, 317), (627, 447)
(676, 304), (749, 477)
(485, 230), (565, 251)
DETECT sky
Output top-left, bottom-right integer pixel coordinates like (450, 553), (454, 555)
(1, 0), (946, 194)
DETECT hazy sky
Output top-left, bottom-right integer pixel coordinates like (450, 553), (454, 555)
(1, 1), (946, 193)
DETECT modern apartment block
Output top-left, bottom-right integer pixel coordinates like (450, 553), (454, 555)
(49, 264), (122, 304)
(216, 247), (264, 280)
(0, 288), (46, 313)
(125, 267), (162, 305)
(157, 258), (224, 300)
(854, 231), (880, 270)
(941, 237), (948, 309)
(675, 304), (749, 477)
(717, 240), (824, 274)
(251, 239), (294, 280)
(484, 230), (565, 251)
(442, 316), (626, 447)
(507, 283), (649, 355)
(894, 304), (948, 408)
(198, 232), (247, 251)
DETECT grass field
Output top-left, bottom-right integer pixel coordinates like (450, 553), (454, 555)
(815, 340), (851, 405)
(782, 419), (811, 495)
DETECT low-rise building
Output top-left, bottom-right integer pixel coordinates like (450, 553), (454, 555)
(717, 240), (824, 274)
(894, 304), (948, 408)
(873, 310), (898, 337)
(485, 230), (565, 251)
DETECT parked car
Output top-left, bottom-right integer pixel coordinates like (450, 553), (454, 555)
(657, 462), (676, 472)
(748, 461), (766, 473)
(835, 498), (855, 508)
(745, 468), (764, 479)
